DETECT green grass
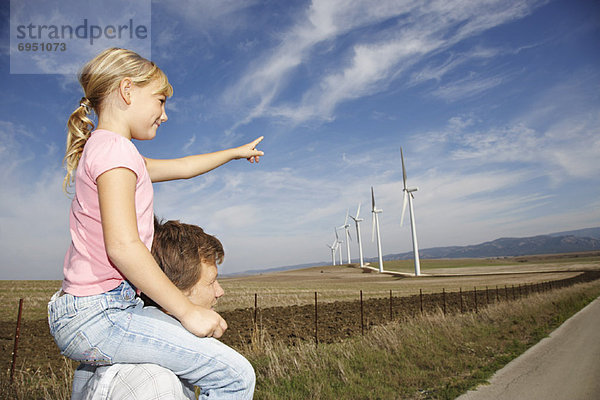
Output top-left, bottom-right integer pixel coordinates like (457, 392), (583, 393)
(375, 252), (600, 273)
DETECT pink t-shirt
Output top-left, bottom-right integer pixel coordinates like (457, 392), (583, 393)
(62, 130), (154, 296)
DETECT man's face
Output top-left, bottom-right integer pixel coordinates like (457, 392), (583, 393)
(184, 261), (224, 309)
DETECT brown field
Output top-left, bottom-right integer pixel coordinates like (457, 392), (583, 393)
(2, 252), (599, 384)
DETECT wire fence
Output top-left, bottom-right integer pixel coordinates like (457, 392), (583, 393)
(6, 270), (600, 376)
(220, 270), (600, 348)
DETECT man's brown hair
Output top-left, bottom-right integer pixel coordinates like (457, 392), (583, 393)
(151, 217), (224, 292)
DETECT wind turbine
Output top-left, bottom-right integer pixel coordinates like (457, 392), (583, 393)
(350, 203), (364, 268)
(338, 209), (352, 265)
(326, 239), (337, 266)
(400, 147), (421, 276)
(371, 187), (384, 273)
(335, 228), (344, 265)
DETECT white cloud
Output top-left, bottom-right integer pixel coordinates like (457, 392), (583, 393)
(431, 73), (505, 101)
(223, 0), (544, 130)
(0, 121), (70, 279)
(182, 134), (196, 153)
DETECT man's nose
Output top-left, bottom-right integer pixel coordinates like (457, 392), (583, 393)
(215, 281), (224, 298)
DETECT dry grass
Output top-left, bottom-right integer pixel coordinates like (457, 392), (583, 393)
(244, 280), (600, 399)
(214, 257), (599, 311)
(2, 279), (599, 399)
(2, 254), (599, 399)
(0, 281), (60, 321)
(1, 357), (74, 400)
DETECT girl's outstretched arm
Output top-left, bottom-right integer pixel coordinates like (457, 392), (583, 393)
(97, 167), (227, 338)
(145, 136), (264, 182)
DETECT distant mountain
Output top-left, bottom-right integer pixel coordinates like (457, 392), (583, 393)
(378, 227), (600, 261)
(227, 227), (600, 276)
(225, 261), (324, 276)
(548, 227), (600, 239)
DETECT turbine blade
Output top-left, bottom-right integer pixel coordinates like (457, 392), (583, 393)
(344, 209), (349, 225)
(400, 191), (408, 227)
(401, 147), (407, 190)
(356, 202), (361, 219)
(335, 228), (339, 240)
(371, 186), (375, 211)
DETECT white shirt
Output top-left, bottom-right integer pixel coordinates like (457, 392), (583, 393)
(81, 364), (195, 400)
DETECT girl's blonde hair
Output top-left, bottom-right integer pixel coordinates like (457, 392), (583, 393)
(63, 47), (173, 192)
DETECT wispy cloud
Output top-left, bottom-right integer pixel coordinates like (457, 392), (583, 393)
(223, 0), (544, 130)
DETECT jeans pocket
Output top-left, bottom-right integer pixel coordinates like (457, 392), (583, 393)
(62, 330), (112, 366)
(47, 293), (77, 338)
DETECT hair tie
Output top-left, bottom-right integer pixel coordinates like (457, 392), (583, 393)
(79, 98), (91, 113)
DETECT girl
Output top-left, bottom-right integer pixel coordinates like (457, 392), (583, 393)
(48, 48), (262, 399)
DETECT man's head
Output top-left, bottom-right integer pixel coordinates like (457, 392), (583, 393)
(149, 218), (225, 309)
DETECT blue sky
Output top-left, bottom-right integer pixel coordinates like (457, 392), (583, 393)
(1, 0), (599, 279)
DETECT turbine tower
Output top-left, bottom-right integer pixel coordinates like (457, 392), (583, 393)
(350, 203), (365, 268)
(371, 187), (384, 273)
(400, 147), (421, 276)
(335, 228), (344, 265)
(326, 239), (337, 266)
(338, 209), (352, 265)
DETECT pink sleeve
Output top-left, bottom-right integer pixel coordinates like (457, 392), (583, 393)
(85, 134), (144, 183)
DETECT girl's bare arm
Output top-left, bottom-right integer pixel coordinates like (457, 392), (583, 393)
(97, 167), (227, 338)
(145, 136), (264, 182)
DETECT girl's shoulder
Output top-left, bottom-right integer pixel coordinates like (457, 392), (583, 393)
(82, 130), (145, 179)
(85, 129), (138, 155)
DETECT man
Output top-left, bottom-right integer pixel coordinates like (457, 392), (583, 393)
(75, 218), (253, 399)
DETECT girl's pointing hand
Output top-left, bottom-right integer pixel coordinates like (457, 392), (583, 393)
(236, 136), (264, 163)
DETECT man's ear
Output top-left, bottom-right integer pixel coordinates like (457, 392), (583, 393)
(119, 78), (133, 105)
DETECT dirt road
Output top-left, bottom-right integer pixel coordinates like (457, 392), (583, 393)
(457, 296), (600, 400)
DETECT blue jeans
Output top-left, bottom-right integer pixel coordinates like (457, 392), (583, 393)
(48, 281), (255, 399)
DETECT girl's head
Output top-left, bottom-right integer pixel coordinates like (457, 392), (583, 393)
(63, 47), (173, 192)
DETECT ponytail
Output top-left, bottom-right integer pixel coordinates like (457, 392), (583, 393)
(62, 97), (95, 193)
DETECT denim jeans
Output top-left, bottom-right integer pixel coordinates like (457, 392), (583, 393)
(48, 281), (255, 399)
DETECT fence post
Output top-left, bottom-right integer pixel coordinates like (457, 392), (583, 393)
(496, 285), (499, 302)
(253, 293), (257, 326)
(460, 288), (464, 313)
(10, 298), (24, 384)
(360, 290), (364, 336)
(314, 292), (318, 347)
(420, 289), (423, 315)
(474, 287), (478, 314)
(486, 286), (489, 305)
(389, 290), (393, 320)
(442, 288), (446, 315)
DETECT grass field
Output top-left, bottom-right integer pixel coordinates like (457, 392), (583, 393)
(2, 252), (599, 399)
